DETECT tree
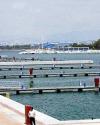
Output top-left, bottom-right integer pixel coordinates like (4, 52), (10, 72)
(93, 39), (100, 49)
(71, 43), (78, 47)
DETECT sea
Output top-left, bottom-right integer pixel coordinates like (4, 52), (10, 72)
(0, 49), (100, 120)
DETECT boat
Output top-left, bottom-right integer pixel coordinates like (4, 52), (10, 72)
(19, 47), (100, 54)
(19, 49), (57, 54)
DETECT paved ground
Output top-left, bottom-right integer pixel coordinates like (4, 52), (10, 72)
(0, 103), (25, 125)
(0, 103), (45, 125)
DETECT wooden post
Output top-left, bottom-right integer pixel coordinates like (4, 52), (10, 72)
(78, 88), (83, 92)
(16, 90), (20, 95)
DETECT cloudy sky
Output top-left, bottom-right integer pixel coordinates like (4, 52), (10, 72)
(0, 0), (100, 44)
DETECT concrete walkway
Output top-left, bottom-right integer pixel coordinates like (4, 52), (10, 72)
(1, 103), (100, 125)
(1, 95), (100, 125)
(0, 103), (25, 125)
(0, 95), (59, 125)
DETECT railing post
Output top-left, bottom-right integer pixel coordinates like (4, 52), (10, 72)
(25, 105), (32, 125)
(94, 78), (99, 88)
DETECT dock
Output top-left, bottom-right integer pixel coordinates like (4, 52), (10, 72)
(0, 64), (100, 71)
(0, 72), (100, 79)
(0, 60), (93, 66)
(0, 86), (99, 95)
(1, 59), (100, 125)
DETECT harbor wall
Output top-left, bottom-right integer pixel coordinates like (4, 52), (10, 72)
(0, 96), (100, 124)
(0, 95), (59, 125)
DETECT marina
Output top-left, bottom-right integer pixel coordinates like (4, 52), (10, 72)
(1, 1), (100, 124)
(0, 50), (100, 122)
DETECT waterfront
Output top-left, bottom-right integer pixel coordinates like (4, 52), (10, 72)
(11, 92), (100, 120)
(0, 50), (100, 120)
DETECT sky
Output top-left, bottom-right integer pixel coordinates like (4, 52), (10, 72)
(0, 0), (100, 44)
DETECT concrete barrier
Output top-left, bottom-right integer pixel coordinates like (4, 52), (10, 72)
(50, 119), (100, 125)
(0, 95), (59, 125)
(0, 95), (25, 116)
(1, 95), (100, 125)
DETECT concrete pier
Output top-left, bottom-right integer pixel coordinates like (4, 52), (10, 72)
(0, 72), (100, 79)
(0, 60), (93, 66)
(0, 95), (100, 125)
(0, 64), (99, 71)
(0, 95), (59, 125)
(0, 86), (99, 95)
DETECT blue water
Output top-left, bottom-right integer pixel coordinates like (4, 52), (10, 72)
(0, 50), (100, 120)
(0, 50), (100, 63)
(11, 92), (100, 120)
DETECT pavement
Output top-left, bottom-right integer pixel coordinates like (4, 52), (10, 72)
(0, 103), (25, 125)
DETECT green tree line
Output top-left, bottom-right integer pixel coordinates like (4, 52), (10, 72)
(71, 39), (100, 50)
